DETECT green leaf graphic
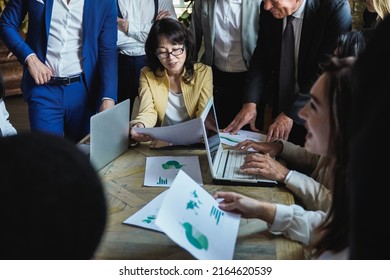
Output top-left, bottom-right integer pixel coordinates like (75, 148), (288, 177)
(162, 160), (185, 169)
(182, 222), (208, 250)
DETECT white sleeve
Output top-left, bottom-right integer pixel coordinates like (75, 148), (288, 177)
(285, 170), (332, 212)
(268, 204), (326, 245)
(0, 100), (17, 136)
(160, 0), (178, 20)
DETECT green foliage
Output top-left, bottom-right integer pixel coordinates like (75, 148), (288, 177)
(178, 0), (194, 28)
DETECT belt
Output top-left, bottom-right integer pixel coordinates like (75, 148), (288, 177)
(47, 74), (82, 86)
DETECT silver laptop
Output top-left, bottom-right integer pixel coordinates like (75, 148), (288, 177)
(78, 99), (130, 170)
(201, 97), (277, 187)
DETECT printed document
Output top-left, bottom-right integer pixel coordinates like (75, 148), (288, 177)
(123, 191), (166, 232)
(133, 118), (203, 145)
(219, 130), (266, 147)
(156, 170), (240, 260)
(123, 170), (241, 260)
(144, 156), (203, 187)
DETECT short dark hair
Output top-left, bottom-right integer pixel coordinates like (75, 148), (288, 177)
(0, 132), (107, 259)
(144, 18), (197, 83)
(335, 29), (370, 58)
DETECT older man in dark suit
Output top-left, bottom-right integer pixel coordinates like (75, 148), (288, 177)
(224, 0), (352, 146)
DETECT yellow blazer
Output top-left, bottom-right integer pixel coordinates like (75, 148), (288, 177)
(130, 63), (213, 128)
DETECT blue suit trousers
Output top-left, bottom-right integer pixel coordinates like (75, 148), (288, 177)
(28, 80), (91, 143)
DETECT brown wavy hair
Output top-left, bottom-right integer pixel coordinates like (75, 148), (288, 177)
(311, 57), (356, 258)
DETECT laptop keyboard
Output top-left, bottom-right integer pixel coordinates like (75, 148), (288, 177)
(222, 150), (264, 180)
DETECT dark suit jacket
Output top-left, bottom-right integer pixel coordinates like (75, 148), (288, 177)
(243, 0), (352, 125)
(0, 0), (118, 108)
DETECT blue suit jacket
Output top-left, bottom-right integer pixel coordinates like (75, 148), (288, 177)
(0, 0), (118, 107)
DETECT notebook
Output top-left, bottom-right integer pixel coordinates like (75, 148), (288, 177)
(201, 97), (278, 187)
(78, 99), (130, 170)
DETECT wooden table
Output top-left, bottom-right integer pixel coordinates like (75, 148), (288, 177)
(94, 143), (305, 260)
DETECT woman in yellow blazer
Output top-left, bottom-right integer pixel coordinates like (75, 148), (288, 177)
(130, 18), (212, 143)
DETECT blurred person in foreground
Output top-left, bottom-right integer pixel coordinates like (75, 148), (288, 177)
(0, 132), (107, 259)
(349, 15), (390, 259)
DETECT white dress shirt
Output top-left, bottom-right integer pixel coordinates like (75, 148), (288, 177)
(285, 0), (306, 92)
(45, 0), (84, 76)
(213, 0), (246, 73)
(117, 0), (177, 56)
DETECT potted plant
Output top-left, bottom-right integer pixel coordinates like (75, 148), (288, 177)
(178, 0), (194, 27)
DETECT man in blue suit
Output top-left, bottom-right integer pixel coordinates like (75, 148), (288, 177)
(224, 0), (351, 146)
(0, 0), (118, 142)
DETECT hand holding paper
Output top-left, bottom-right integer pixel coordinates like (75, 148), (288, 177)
(130, 122), (154, 143)
(155, 170), (241, 260)
(123, 170), (241, 260)
(133, 118), (203, 145)
(219, 130), (267, 147)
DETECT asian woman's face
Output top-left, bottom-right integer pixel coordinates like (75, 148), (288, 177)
(298, 73), (330, 156)
(155, 36), (186, 76)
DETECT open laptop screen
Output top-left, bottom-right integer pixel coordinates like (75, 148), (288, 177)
(203, 102), (220, 164)
(77, 99), (130, 171)
(201, 97), (277, 187)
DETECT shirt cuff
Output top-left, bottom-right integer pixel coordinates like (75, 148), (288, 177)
(284, 170), (294, 184)
(102, 97), (115, 102)
(268, 204), (294, 232)
(24, 53), (37, 64)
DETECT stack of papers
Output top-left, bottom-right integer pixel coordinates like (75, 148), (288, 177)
(123, 170), (241, 260)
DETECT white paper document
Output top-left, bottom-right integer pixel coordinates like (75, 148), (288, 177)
(123, 170), (241, 259)
(144, 156), (203, 187)
(219, 130), (267, 147)
(133, 118), (203, 145)
(122, 191), (167, 232)
(155, 170), (241, 260)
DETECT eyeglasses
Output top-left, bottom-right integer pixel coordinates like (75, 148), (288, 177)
(155, 47), (184, 59)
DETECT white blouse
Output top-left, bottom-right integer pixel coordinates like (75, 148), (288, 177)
(162, 91), (190, 126)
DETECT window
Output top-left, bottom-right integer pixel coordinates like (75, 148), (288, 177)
(173, 0), (186, 5)
(173, 0), (192, 18)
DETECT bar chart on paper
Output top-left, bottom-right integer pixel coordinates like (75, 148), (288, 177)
(210, 206), (224, 225)
(144, 156), (203, 187)
(157, 177), (168, 185)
